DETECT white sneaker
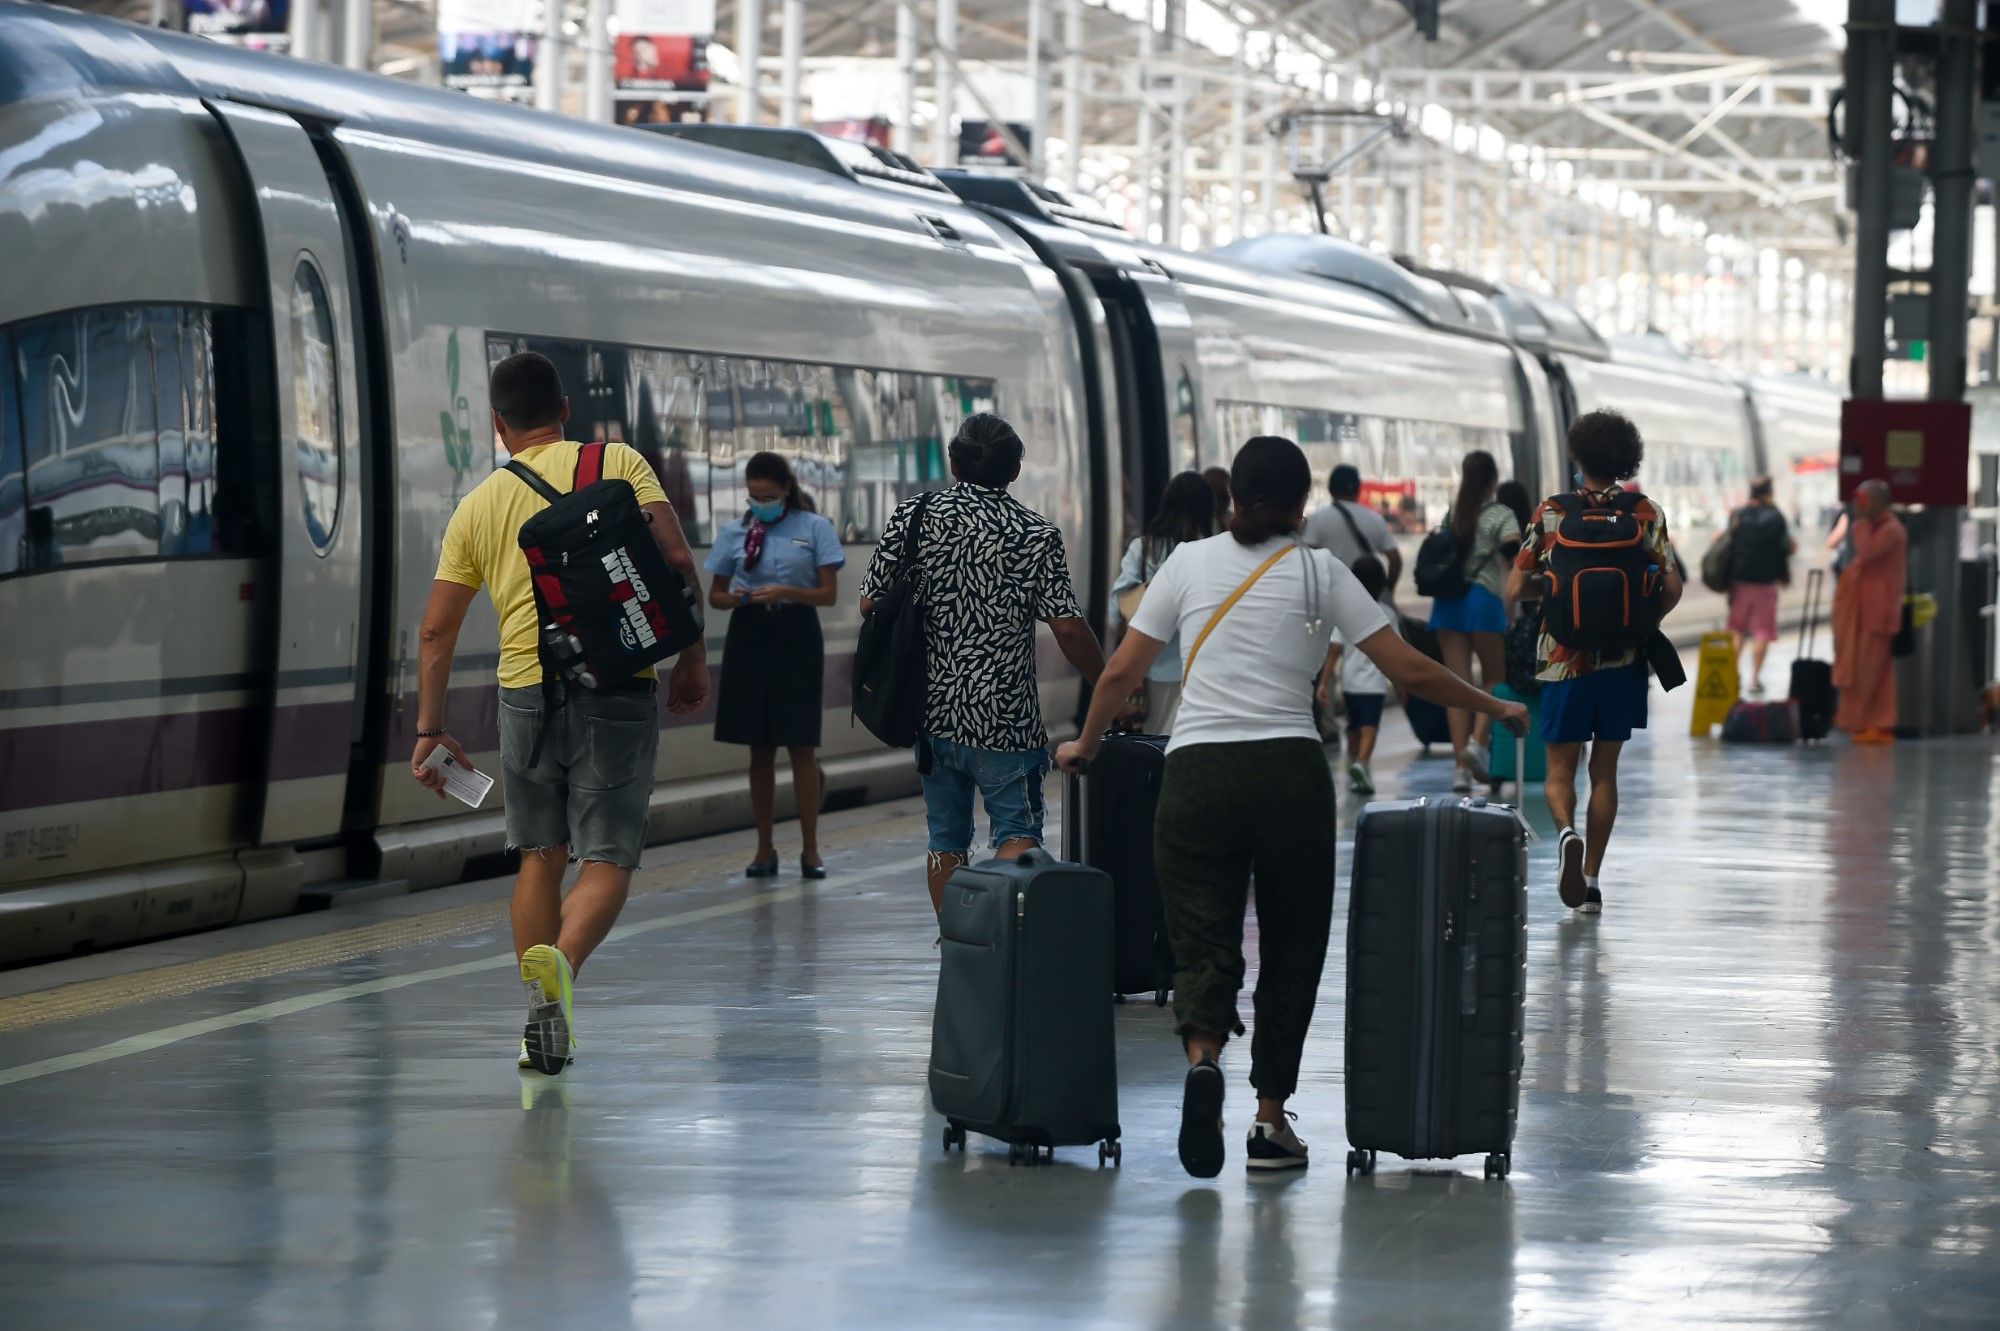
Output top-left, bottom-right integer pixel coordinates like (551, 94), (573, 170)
(1451, 766), (1473, 793)
(1462, 739), (1491, 783)
(1245, 1116), (1310, 1171)
(1349, 761), (1376, 797)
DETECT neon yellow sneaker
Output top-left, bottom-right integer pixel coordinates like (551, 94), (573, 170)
(519, 944), (575, 1075)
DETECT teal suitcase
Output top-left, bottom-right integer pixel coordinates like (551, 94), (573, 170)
(1488, 683), (1544, 787)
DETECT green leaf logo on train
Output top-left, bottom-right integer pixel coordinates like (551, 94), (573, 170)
(439, 329), (475, 505)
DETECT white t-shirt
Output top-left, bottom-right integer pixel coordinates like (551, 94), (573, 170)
(1130, 533), (1391, 753)
(1302, 499), (1396, 569)
(1339, 616), (1397, 696)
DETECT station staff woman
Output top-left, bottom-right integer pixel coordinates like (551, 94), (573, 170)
(707, 452), (844, 879)
(1056, 436), (1525, 1179)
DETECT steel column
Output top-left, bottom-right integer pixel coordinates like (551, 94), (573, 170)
(584, 0), (610, 121)
(1027, 0), (1050, 177)
(779, 0), (803, 128)
(1063, 0), (1084, 188)
(933, 0), (957, 168)
(1163, 0), (1186, 247)
(1845, 0), (1895, 396)
(340, 0), (370, 69)
(1229, 28), (1248, 240)
(291, 0), (319, 61)
(895, 0), (918, 156)
(537, 0), (564, 113)
(736, 0), (764, 124)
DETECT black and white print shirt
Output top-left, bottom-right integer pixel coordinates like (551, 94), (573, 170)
(860, 483), (1083, 752)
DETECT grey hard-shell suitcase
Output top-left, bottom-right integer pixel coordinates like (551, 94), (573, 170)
(930, 849), (1123, 1166)
(1344, 796), (1528, 1179)
(1061, 732), (1175, 1005)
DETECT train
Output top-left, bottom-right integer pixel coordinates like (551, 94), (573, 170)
(0, 3), (1840, 964)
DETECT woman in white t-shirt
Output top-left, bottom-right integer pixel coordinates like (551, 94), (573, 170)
(1055, 437), (1526, 1180)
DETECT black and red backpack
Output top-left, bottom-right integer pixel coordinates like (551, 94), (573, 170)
(507, 443), (701, 694)
(1537, 489), (1664, 655)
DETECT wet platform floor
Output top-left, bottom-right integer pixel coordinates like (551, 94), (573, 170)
(2, 654), (1998, 1330)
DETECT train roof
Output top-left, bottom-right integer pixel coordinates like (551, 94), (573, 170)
(0, 2), (1016, 255)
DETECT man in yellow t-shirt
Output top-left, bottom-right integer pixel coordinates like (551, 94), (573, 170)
(413, 350), (707, 1075)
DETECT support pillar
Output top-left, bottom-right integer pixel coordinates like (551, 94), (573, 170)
(779, 0), (804, 128)
(1162, 0), (1187, 247)
(1062, 0), (1084, 189)
(1135, 16), (1156, 240)
(1229, 31), (1248, 240)
(895, 0), (918, 157)
(1261, 88), (1279, 232)
(340, 0), (370, 69)
(933, 0), (958, 168)
(735, 0), (763, 125)
(1027, 0), (1050, 177)
(583, 0), (610, 121)
(1845, 0), (1895, 397)
(537, 0), (564, 113)
(291, 0), (319, 61)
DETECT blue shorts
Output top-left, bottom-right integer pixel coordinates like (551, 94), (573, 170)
(1430, 584), (1509, 634)
(1344, 692), (1386, 730)
(919, 737), (1050, 853)
(1539, 662), (1649, 744)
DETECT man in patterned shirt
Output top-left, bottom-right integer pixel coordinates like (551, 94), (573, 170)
(860, 413), (1106, 913)
(1505, 410), (1683, 915)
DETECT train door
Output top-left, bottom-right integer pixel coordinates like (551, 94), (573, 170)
(1089, 274), (1193, 545)
(207, 103), (369, 847)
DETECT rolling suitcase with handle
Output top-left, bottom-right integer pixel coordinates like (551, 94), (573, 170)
(1345, 796), (1528, 1179)
(1063, 732), (1174, 1004)
(1399, 614), (1455, 750)
(1788, 568), (1836, 741)
(930, 850), (1123, 1166)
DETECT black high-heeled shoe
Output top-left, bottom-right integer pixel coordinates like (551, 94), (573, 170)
(745, 851), (780, 878)
(800, 857), (827, 881)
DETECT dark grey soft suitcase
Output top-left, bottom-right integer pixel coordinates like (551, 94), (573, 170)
(1345, 796), (1528, 1179)
(1062, 732), (1174, 1004)
(930, 850), (1123, 1166)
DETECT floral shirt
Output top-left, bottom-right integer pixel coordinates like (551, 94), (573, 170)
(1514, 486), (1671, 683)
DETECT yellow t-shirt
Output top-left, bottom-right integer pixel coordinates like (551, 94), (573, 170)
(436, 441), (670, 688)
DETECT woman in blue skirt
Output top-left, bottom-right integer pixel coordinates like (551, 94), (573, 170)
(1429, 450), (1520, 791)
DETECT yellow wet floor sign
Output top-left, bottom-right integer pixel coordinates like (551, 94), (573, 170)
(1690, 630), (1740, 735)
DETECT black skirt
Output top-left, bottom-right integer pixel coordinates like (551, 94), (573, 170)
(714, 604), (825, 748)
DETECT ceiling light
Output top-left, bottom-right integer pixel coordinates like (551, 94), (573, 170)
(1582, 3), (1603, 38)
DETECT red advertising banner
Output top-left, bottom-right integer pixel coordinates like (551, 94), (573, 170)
(1838, 398), (1972, 505)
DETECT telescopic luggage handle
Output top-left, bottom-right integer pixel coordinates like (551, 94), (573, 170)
(1797, 567), (1825, 658)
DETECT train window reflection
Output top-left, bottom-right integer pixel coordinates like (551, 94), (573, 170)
(14, 307), (160, 568)
(290, 261), (342, 554)
(1215, 400), (1511, 536)
(152, 309), (223, 558)
(0, 333), (19, 576)
(486, 327), (997, 547)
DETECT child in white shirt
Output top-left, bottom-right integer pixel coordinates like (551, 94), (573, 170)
(1318, 556), (1397, 795)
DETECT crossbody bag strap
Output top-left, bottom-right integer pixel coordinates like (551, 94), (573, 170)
(1183, 544), (1295, 679)
(1334, 500), (1374, 558)
(575, 441), (605, 487)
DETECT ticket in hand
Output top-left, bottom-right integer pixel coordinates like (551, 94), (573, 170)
(420, 746), (494, 809)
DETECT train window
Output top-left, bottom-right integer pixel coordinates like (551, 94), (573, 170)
(0, 332), (19, 575)
(1214, 399), (1511, 536)
(485, 328), (996, 546)
(14, 307), (160, 568)
(290, 261), (343, 554)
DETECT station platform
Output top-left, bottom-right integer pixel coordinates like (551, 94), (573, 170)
(3, 656), (1997, 1330)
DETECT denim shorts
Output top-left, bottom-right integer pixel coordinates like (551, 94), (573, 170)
(1539, 662), (1649, 744)
(919, 736), (1051, 854)
(1429, 583), (1510, 634)
(499, 684), (661, 868)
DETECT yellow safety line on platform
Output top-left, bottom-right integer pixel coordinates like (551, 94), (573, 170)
(0, 807), (927, 1038)
(0, 883), (818, 1088)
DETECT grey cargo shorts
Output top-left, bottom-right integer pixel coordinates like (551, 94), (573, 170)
(499, 684), (660, 868)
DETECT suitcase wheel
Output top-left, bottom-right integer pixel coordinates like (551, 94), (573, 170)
(1153, 989), (1169, 1008)
(942, 1122), (966, 1154)
(1097, 1138), (1122, 1168)
(1483, 1152), (1510, 1180)
(1345, 1149), (1376, 1177)
(1009, 1143), (1054, 1167)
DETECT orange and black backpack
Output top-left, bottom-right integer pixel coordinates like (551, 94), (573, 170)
(1538, 489), (1664, 654)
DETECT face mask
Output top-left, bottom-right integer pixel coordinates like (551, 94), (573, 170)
(748, 498), (785, 524)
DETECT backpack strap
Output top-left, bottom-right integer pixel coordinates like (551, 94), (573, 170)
(505, 460), (565, 505)
(1184, 545), (1295, 679)
(574, 441), (605, 489)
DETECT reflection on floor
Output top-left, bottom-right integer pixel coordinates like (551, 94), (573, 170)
(2, 656), (1997, 1329)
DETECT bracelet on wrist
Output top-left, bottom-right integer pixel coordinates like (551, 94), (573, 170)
(417, 727), (447, 739)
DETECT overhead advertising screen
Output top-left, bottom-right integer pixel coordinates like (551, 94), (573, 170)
(615, 0), (714, 127)
(439, 0), (538, 101)
(182, 0), (291, 51)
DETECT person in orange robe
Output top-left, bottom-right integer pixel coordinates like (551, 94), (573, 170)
(1831, 480), (1908, 743)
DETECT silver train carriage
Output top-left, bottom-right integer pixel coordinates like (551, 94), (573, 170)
(0, 4), (1835, 963)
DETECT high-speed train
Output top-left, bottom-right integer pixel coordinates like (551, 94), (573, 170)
(0, 4), (1839, 963)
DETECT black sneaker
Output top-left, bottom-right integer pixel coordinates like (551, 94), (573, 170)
(1580, 885), (1603, 914)
(1245, 1114), (1310, 1171)
(1177, 1057), (1226, 1179)
(1557, 828), (1588, 909)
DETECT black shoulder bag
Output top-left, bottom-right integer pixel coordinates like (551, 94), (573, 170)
(852, 492), (936, 750)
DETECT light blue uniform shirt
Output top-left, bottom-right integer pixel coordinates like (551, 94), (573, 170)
(706, 507), (845, 591)
(1112, 536), (1184, 683)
